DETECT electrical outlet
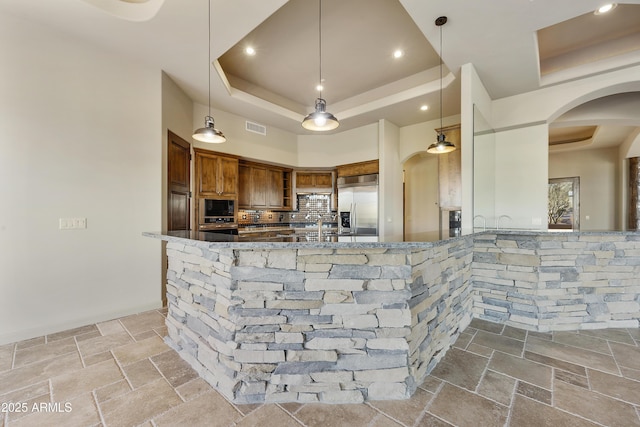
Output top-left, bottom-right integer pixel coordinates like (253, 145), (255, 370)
(59, 218), (87, 230)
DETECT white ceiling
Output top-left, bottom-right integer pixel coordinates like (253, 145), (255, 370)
(1, 0), (639, 144)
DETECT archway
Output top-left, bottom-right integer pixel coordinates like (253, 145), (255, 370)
(547, 85), (640, 231)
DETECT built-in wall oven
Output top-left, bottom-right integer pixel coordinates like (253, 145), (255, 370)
(198, 198), (238, 233)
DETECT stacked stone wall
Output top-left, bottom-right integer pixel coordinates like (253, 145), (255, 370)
(161, 230), (640, 404)
(473, 233), (640, 331)
(409, 237), (474, 382)
(165, 242), (425, 404)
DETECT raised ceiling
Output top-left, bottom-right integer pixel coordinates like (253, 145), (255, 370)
(537, 3), (640, 77)
(0, 0), (639, 143)
(217, 0), (441, 117)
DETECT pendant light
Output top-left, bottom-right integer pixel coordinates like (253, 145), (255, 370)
(427, 16), (455, 154)
(302, 0), (339, 131)
(193, 0), (226, 143)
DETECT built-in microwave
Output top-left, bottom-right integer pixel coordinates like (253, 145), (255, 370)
(198, 198), (237, 230)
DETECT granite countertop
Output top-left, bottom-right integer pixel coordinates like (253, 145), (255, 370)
(143, 229), (638, 250)
(142, 229), (463, 249)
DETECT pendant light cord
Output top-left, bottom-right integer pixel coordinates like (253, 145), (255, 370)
(318, 0), (322, 100)
(208, 0), (211, 117)
(439, 22), (443, 133)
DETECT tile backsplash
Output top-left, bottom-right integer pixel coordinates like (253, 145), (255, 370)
(238, 194), (337, 226)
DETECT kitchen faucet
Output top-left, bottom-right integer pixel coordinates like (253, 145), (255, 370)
(497, 215), (512, 230)
(473, 215), (486, 231)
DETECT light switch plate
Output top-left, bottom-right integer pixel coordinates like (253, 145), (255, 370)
(59, 218), (87, 230)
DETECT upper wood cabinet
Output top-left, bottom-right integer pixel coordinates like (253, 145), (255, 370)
(267, 169), (284, 208)
(295, 171), (334, 190)
(194, 148), (238, 199)
(238, 164), (251, 207)
(238, 161), (291, 210)
(336, 160), (379, 177)
(251, 166), (268, 208)
(437, 124), (462, 210)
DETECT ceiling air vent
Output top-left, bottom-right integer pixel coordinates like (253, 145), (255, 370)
(245, 121), (267, 136)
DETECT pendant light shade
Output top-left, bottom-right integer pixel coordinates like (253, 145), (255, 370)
(193, 115), (226, 143)
(193, 0), (226, 143)
(302, 98), (339, 131)
(428, 16), (455, 154)
(427, 133), (456, 153)
(302, 0), (339, 131)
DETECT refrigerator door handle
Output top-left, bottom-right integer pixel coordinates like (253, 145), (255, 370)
(353, 203), (357, 232)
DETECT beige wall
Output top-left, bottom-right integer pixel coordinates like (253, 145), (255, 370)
(297, 124), (379, 168)
(549, 147), (619, 230)
(192, 104), (299, 167)
(493, 124), (549, 230)
(462, 63), (640, 231)
(0, 12), (162, 344)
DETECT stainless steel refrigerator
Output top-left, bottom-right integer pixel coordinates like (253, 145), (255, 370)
(337, 174), (378, 235)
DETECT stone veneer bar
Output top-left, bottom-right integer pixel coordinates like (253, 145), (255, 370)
(145, 230), (640, 404)
(473, 232), (640, 331)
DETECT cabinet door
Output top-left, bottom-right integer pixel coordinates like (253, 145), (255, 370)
(168, 131), (191, 231)
(251, 167), (268, 207)
(238, 164), (251, 208)
(314, 173), (333, 188)
(267, 169), (284, 208)
(198, 154), (219, 195)
(218, 156), (238, 197)
(296, 172), (313, 188)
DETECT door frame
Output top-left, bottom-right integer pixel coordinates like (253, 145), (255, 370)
(548, 176), (580, 230)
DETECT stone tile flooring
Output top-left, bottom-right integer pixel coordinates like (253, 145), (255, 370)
(1, 310), (639, 426)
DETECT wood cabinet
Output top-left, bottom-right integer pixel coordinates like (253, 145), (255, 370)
(437, 124), (462, 210)
(251, 166), (268, 208)
(282, 170), (292, 210)
(238, 161), (291, 210)
(194, 148), (238, 198)
(238, 164), (251, 207)
(336, 160), (379, 177)
(267, 169), (284, 208)
(295, 171), (334, 190)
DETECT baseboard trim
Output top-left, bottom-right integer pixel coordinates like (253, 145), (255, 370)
(0, 301), (164, 346)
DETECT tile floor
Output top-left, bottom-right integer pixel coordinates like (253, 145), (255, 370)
(1, 309), (639, 427)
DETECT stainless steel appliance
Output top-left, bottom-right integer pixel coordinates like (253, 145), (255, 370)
(337, 174), (378, 235)
(198, 198), (238, 233)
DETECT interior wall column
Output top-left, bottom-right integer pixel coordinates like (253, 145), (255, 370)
(629, 157), (640, 230)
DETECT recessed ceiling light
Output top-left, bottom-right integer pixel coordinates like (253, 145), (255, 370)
(420, 105), (429, 111)
(594, 3), (616, 14)
(393, 49), (404, 59)
(245, 46), (256, 56)
(316, 84), (324, 92)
